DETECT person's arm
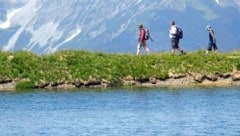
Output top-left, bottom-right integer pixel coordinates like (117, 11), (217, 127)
(210, 30), (216, 43)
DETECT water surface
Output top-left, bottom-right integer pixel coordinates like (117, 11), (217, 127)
(0, 88), (240, 135)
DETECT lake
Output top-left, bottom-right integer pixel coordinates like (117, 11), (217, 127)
(0, 88), (240, 135)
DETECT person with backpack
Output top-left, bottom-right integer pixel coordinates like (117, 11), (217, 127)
(205, 25), (218, 55)
(136, 24), (150, 56)
(169, 20), (185, 55)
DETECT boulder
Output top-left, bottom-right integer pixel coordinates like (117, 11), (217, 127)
(72, 79), (84, 88)
(123, 79), (136, 86)
(57, 79), (66, 85)
(232, 71), (240, 81)
(0, 78), (12, 84)
(193, 74), (206, 83)
(85, 79), (101, 86)
(36, 80), (49, 88)
(123, 75), (134, 81)
(135, 77), (150, 83)
(206, 75), (218, 81)
(216, 72), (231, 79)
(150, 77), (157, 84)
(169, 73), (186, 79)
(222, 73), (232, 79)
(101, 79), (111, 87)
(50, 82), (58, 87)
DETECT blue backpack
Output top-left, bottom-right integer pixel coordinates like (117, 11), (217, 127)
(144, 29), (154, 42)
(145, 29), (150, 40)
(176, 27), (183, 39)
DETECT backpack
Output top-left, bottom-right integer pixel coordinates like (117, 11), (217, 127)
(144, 29), (154, 41)
(144, 29), (150, 40)
(176, 27), (183, 39)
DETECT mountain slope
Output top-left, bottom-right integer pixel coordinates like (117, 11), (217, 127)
(0, 0), (239, 53)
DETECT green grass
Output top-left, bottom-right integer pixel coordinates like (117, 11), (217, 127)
(0, 50), (239, 89)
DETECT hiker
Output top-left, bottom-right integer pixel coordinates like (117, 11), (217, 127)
(169, 21), (185, 55)
(205, 25), (218, 55)
(136, 24), (150, 56)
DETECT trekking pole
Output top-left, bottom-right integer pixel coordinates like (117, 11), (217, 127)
(150, 37), (154, 42)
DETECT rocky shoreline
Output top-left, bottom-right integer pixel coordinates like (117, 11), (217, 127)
(1, 71), (240, 91)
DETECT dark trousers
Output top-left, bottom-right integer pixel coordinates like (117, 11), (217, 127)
(171, 38), (180, 49)
(207, 42), (218, 51)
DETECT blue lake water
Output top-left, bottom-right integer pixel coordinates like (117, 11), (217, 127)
(0, 88), (240, 136)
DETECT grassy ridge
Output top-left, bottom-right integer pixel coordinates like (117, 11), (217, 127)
(0, 50), (240, 89)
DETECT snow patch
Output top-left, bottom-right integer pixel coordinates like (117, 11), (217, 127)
(3, 0), (38, 51)
(0, 8), (22, 29)
(90, 26), (106, 38)
(48, 28), (82, 53)
(65, 29), (82, 43)
(27, 22), (62, 50)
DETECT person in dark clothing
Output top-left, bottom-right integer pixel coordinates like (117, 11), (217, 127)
(206, 25), (218, 55)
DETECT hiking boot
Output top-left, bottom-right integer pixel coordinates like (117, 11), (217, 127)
(181, 50), (186, 55)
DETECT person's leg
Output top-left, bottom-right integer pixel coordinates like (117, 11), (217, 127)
(143, 42), (150, 54)
(136, 42), (141, 55)
(213, 43), (218, 52)
(145, 47), (150, 54)
(172, 49), (176, 55)
(174, 39), (185, 54)
(171, 39), (177, 55)
(206, 43), (212, 55)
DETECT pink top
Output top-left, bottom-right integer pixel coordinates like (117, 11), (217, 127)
(138, 28), (145, 43)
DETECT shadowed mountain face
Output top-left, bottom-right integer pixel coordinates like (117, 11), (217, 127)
(0, 0), (239, 54)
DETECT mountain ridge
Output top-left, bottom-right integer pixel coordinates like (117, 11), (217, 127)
(0, 0), (239, 53)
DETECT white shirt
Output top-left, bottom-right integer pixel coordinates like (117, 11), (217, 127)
(169, 25), (177, 39)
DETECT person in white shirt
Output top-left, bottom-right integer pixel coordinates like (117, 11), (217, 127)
(169, 20), (185, 55)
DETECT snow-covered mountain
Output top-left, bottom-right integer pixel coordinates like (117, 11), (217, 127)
(0, 0), (239, 54)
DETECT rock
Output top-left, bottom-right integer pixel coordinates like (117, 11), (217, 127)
(101, 79), (110, 84)
(222, 73), (232, 79)
(123, 76), (136, 86)
(72, 79), (84, 88)
(14, 78), (20, 82)
(85, 79), (101, 86)
(232, 71), (240, 81)
(216, 72), (231, 79)
(57, 79), (65, 85)
(0, 78), (12, 84)
(101, 79), (110, 87)
(36, 80), (49, 88)
(124, 75), (134, 81)
(135, 77), (149, 83)
(206, 75), (218, 81)
(150, 77), (157, 84)
(193, 74), (206, 83)
(169, 73), (186, 79)
(50, 82), (58, 87)
(123, 79), (136, 86)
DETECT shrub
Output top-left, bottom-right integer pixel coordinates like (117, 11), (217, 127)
(16, 81), (35, 90)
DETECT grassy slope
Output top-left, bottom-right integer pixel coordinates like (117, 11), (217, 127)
(0, 50), (240, 89)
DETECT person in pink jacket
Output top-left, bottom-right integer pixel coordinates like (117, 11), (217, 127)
(136, 24), (150, 55)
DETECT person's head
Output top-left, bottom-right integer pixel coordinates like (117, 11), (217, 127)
(138, 24), (143, 29)
(205, 25), (212, 31)
(170, 20), (175, 26)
